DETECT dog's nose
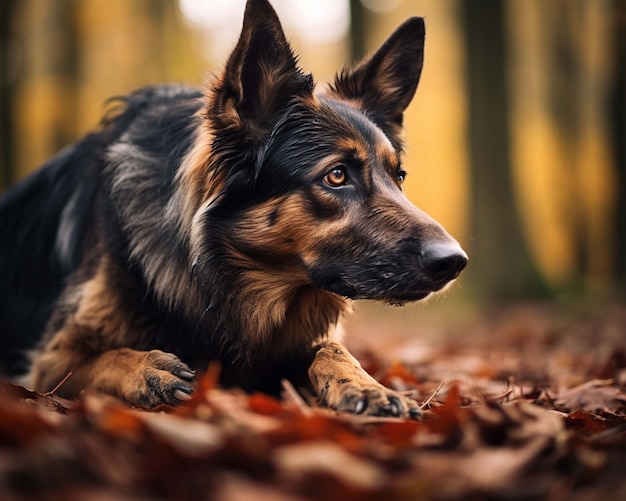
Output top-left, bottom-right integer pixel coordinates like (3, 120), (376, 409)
(420, 241), (468, 283)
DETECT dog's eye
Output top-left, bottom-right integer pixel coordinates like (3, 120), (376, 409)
(323, 167), (347, 188)
(397, 170), (407, 183)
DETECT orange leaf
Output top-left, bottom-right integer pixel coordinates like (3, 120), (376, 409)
(98, 408), (145, 437)
(377, 420), (422, 447)
(248, 392), (285, 416)
(565, 411), (607, 436)
(427, 384), (468, 436)
(381, 360), (420, 387)
(0, 396), (55, 446)
(445, 383), (461, 408)
(265, 414), (364, 451)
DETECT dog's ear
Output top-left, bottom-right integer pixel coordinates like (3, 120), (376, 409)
(209, 0), (313, 141)
(330, 17), (425, 151)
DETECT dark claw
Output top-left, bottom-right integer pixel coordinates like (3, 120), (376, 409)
(409, 406), (424, 420)
(176, 368), (195, 380)
(354, 398), (367, 414)
(171, 383), (194, 402)
(387, 396), (402, 417)
(174, 383), (193, 394)
(173, 389), (193, 401)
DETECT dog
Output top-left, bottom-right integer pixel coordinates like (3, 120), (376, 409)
(0, 0), (467, 418)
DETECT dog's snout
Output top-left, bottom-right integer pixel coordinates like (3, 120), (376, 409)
(420, 241), (468, 283)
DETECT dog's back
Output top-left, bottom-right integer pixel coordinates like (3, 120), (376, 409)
(0, 85), (201, 375)
(0, 135), (99, 373)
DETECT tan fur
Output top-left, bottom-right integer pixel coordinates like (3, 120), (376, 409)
(221, 192), (351, 355)
(31, 258), (194, 406)
(308, 341), (421, 418)
(334, 137), (369, 163)
(175, 121), (220, 232)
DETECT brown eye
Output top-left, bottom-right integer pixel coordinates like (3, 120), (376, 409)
(323, 167), (347, 188)
(397, 170), (407, 183)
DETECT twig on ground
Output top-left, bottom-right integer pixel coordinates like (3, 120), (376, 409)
(44, 372), (73, 397)
(281, 379), (313, 415)
(420, 379), (446, 410)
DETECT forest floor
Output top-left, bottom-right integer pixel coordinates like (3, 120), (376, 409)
(1, 301), (625, 500)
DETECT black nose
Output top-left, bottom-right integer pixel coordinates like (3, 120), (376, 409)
(420, 241), (468, 283)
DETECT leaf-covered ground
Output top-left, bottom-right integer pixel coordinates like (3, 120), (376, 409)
(1, 303), (625, 500)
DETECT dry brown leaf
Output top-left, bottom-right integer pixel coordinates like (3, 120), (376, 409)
(501, 402), (565, 442)
(248, 392), (286, 416)
(565, 411), (609, 436)
(557, 379), (626, 413)
(137, 412), (224, 457)
(0, 395), (55, 446)
(375, 420), (423, 447)
(456, 436), (551, 489)
(272, 441), (387, 490)
(214, 473), (304, 501)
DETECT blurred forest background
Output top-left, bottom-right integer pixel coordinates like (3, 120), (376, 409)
(0, 0), (625, 310)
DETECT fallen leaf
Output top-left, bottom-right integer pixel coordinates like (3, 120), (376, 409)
(0, 394), (55, 447)
(557, 380), (626, 413)
(272, 441), (387, 490)
(565, 411), (608, 436)
(248, 392), (286, 416)
(138, 412), (223, 457)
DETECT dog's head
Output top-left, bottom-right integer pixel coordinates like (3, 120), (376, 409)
(197, 0), (467, 306)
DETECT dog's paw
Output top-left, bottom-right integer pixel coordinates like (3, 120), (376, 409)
(333, 383), (422, 419)
(308, 341), (422, 420)
(130, 350), (196, 408)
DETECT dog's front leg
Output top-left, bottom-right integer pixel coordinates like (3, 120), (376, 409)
(32, 344), (195, 408)
(308, 341), (422, 419)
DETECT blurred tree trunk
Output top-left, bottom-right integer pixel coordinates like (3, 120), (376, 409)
(612, 0), (626, 289)
(6, 0), (203, 182)
(0, 1), (17, 189)
(462, 1), (547, 301)
(349, 0), (367, 62)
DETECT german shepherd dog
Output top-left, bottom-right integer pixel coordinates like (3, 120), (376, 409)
(0, 0), (467, 418)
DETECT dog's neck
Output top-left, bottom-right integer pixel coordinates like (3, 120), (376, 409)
(223, 268), (350, 361)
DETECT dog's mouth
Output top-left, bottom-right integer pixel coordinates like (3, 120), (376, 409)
(383, 290), (432, 306)
(315, 277), (438, 305)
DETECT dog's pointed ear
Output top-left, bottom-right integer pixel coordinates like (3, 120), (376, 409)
(209, 0), (313, 140)
(330, 17), (425, 150)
